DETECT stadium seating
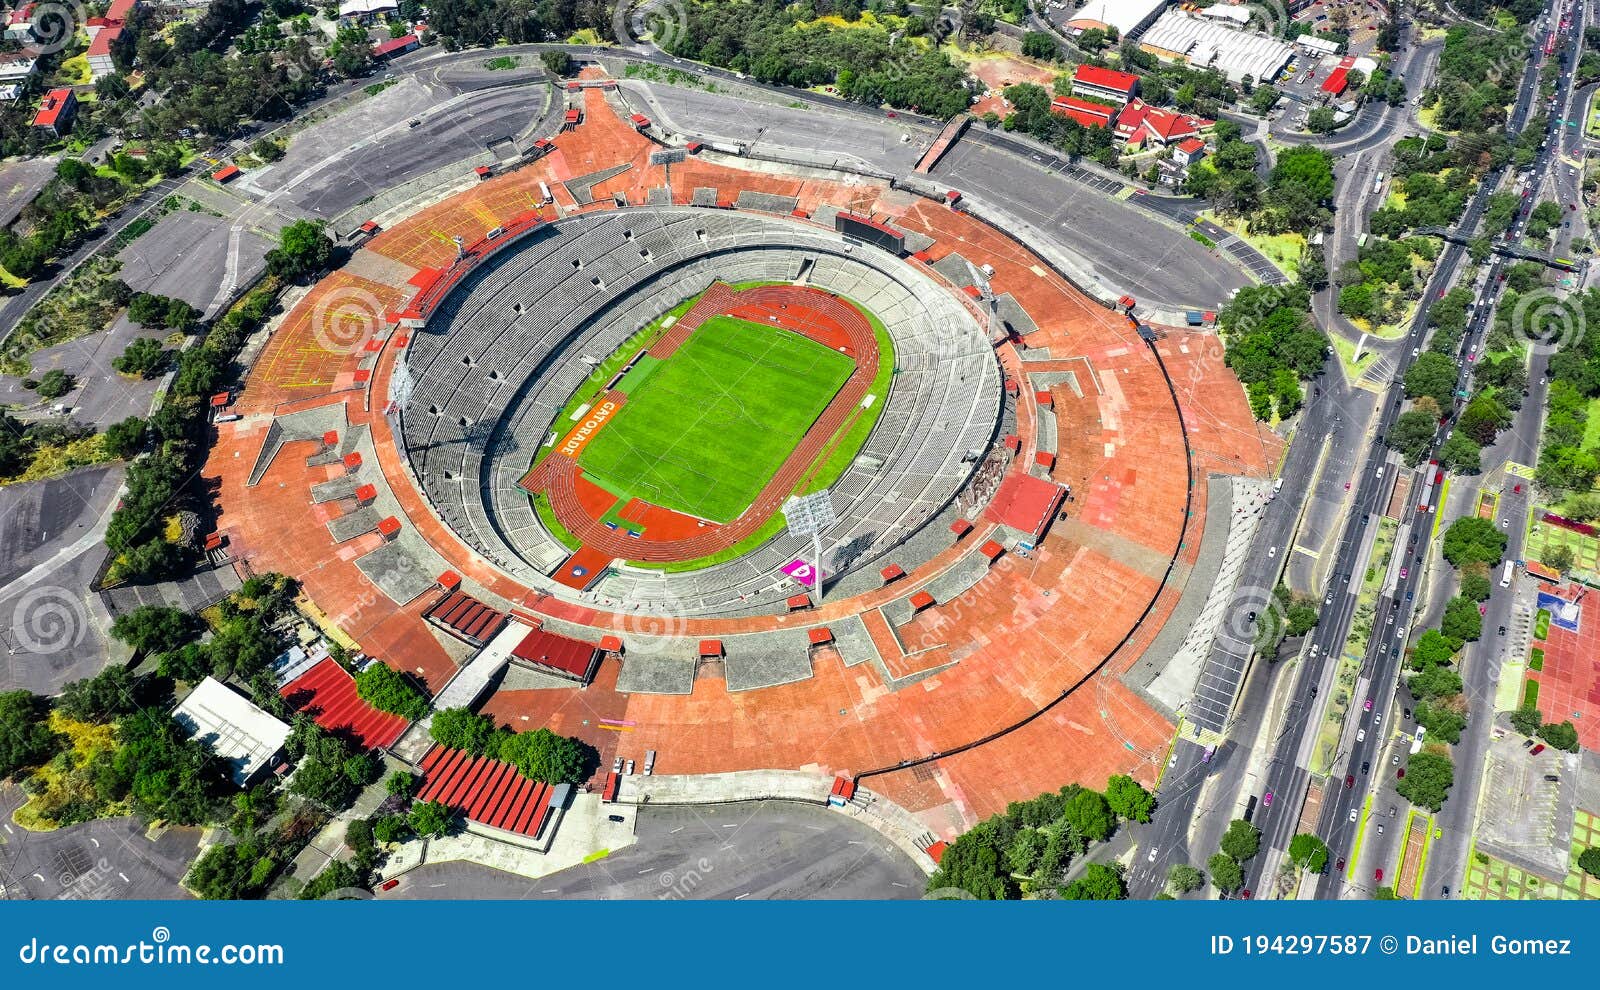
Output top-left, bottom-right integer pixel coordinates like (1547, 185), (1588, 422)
(398, 207), (1003, 612)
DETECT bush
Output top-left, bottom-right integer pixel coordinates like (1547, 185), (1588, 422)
(34, 369), (73, 400)
(1578, 848), (1600, 878)
(408, 799), (452, 838)
(385, 770), (419, 799)
(1538, 720), (1580, 753)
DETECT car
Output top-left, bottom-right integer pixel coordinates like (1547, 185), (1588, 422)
(1375, 712), (1382, 725)
(1349, 808), (1359, 822)
(1345, 774), (1355, 788)
(1515, 484), (1524, 494)
(1499, 625), (1507, 636)
(1364, 698), (1373, 712)
(1524, 738), (1537, 749)
(1264, 791), (1274, 808)
(1375, 868), (1384, 882)
(1148, 847), (1159, 862)
(1397, 767), (1406, 779)
(1377, 824), (1385, 835)
(1268, 546), (1278, 558)
(1344, 482), (1350, 491)
(1357, 728), (1366, 742)
(1442, 885), (1451, 897)
(625, 759), (636, 774)
(1389, 806), (1397, 817)
(1240, 889), (1252, 899)
(1336, 858), (1346, 872)
(1326, 593), (1334, 605)
(608, 814), (626, 823)
(1544, 774), (1560, 783)
(1392, 754), (1401, 765)
(1168, 752), (1179, 768)
(1531, 744), (1547, 755)
(612, 756), (624, 773)
(1362, 761), (1370, 774)
(1400, 567), (1409, 579)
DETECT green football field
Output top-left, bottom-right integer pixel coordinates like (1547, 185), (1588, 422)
(577, 315), (855, 523)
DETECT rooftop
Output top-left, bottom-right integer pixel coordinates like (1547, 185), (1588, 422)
(172, 676), (291, 786)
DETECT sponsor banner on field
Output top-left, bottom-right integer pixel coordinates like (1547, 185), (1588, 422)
(557, 398), (620, 459)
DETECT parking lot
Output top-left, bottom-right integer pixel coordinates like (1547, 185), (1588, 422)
(0, 786), (200, 900)
(384, 801), (926, 900)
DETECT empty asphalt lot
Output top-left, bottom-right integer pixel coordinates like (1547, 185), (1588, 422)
(0, 786), (199, 900)
(384, 801), (926, 899)
(932, 139), (1253, 308)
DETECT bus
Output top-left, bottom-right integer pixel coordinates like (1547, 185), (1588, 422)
(1554, 257), (1578, 271)
(1501, 560), (1515, 588)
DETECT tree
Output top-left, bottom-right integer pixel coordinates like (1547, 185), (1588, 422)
(102, 416), (147, 459)
(1442, 516), (1507, 569)
(1168, 863), (1205, 894)
(386, 770), (419, 799)
(127, 293), (171, 327)
(57, 666), (141, 723)
(34, 369), (73, 401)
(1440, 595), (1482, 646)
(1578, 848), (1600, 878)
(408, 799), (452, 837)
(353, 663), (429, 721)
(540, 50), (573, 76)
(110, 605), (197, 655)
(373, 814), (411, 844)
(1409, 666), (1463, 700)
(1021, 30), (1058, 60)
(429, 707), (499, 755)
(299, 858), (365, 899)
(1437, 431), (1481, 474)
(1387, 410), (1438, 466)
(1511, 706), (1544, 736)
(1538, 720), (1580, 753)
(498, 727), (587, 785)
(265, 220), (335, 282)
(1395, 751), (1454, 811)
(1544, 544), (1576, 574)
(1220, 819), (1261, 862)
(0, 691), (60, 779)
(1062, 787), (1116, 842)
(1288, 833), (1329, 873)
(1411, 629), (1458, 668)
(1104, 774), (1155, 823)
(1404, 352), (1458, 408)
(112, 337), (166, 377)
(1061, 861), (1125, 899)
(1209, 852), (1244, 893)
(1307, 106), (1338, 133)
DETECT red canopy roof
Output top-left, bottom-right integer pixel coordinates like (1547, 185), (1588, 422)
(510, 626), (599, 680)
(984, 473), (1066, 539)
(1073, 64), (1140, 94)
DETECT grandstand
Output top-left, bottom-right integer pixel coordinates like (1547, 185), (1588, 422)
(395, 207), (1003, 615)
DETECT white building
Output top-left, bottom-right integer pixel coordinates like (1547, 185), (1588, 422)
(1139, 9), (1296, 84)
(172, 677), (291, 787)
(1296, 34), (1344, 57)
(1066, 0), (1168, 39)
(338, 0), (398, 19)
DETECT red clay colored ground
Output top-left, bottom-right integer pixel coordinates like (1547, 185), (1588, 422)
(1525, 583), (1600, 750)
(204, 95), (1271, 834)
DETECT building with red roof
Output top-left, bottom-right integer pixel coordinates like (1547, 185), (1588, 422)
(424, 591), (506, 647)
(509, 626), (601, 684)
(984, 473), (1067, 541)
(1173, 137), (1207, 165)
(372, 34), (418, 60)
(416, 745), (565, 841)
(1114, 99), (1211, 148)
(87, 26), (122, 80)
(5, 4), (34, 41)
(31, 88), (75, 137)
(1071, 64), (1140, 106)
(1050, 95), (1117, 129)
(280, 657), (408, 750)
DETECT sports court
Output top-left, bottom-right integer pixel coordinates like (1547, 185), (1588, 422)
(1526, 582), (1600, 749)
(579, 315), (854, 523)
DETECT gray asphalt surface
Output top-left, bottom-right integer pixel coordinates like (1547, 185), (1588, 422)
(0, 785), (199, 900)
(0, 465), (121, 695)
(384, 802), (926, 900)
(932, 139), (1251, 306)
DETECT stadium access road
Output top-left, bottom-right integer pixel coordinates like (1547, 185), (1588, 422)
(0, 786), (200, 900)
(383, 802), (926, 899)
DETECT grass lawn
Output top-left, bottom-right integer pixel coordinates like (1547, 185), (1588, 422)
(1582, 398), (1600, 451)
(1524, 678), (1541, 709)
(1463, 813), (1600, 900)
(1526, 510), (1600, 576)
(1330, 332), (1375, 384)
(578, 315), (855, 523)
(1531, 647), (1545, 671)
(1534, 608), (1552, 641)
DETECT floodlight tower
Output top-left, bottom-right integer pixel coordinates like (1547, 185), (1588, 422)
(783, 490), (836, 599)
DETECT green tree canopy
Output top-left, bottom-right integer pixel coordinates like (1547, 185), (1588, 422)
(1220, 819), (1261, 861)
(1288, 833), (1329, 873)
(1104, 774), (1156, 823)
(1395, 751), (1454, 811)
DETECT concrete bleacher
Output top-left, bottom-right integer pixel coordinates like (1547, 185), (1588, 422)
(615, 652), (698, 694)
(397, 205), (1003, 616)
(734, 190), (798, 214)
